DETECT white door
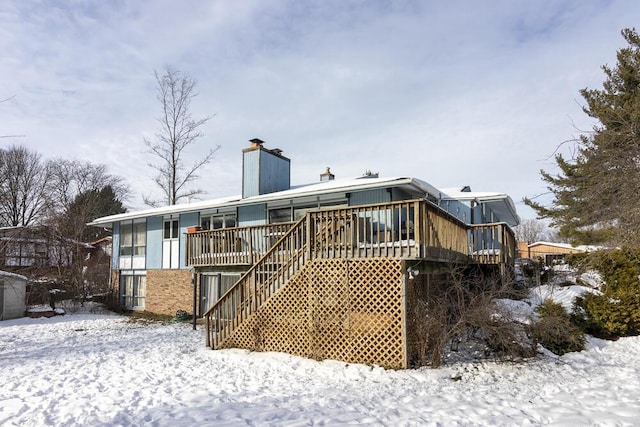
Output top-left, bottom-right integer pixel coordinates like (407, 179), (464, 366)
(162, 219), (180, 269)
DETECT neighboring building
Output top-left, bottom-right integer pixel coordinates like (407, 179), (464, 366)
(0, 225), (95, 304)
(89, 138), (521, 368)
(0, 225), (89, 277)
(517, 241), (591, 265)
(0, 270), (27, 320)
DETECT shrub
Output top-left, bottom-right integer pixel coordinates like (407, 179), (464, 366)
(529, 299), (586, 355)
(484, 319), (536, 359)
(570, 248), (640, 338)
(409, 265), (534, 367)
(573, 293), (640, 338)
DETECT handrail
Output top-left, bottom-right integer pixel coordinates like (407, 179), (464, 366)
(309, 200), (421, 259)
(468, 222), (516, 265)
(186, 222), (295, 266)
(204, 216), (308, 348)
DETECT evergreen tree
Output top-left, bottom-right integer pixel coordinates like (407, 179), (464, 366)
(64, 186), (126, 242)
(526, 28), (640, 246)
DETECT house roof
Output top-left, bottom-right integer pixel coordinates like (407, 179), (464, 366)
(0, 225), (25, 231)
(527, 241), (597, 252)
(88, 176), (518, 227)
(0, 270), (28, 281)
(438, 188), (520, 226)
(89, 236), (112, 246)
(88, 176), (440, 227)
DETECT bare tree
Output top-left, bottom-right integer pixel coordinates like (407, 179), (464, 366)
(0, 145), (49, 226)
(45, 159), (128, 219)
(44, 159), (128, 303)
(144, 66), (220, 206)
(513, 218), (550, 243)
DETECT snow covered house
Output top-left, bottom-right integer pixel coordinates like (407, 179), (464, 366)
(89, 139), (520, 368)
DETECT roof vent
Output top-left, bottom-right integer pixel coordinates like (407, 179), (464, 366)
(359, 170), (379, 179)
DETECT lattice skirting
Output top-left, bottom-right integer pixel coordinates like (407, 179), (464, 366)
(221, 258), (406, 369)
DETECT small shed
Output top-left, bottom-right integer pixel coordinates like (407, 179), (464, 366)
(520, 241), (590, 265)
(0, 270), (27, 320)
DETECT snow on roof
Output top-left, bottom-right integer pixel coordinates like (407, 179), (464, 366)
(88, 176), (441, 227)
(528, 241), (599, 252)
(438, 188), (520, 227)
(0, 270), (28, 281)
(0, 225), (25, 232)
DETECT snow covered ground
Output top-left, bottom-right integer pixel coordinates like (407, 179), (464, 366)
(2, 293), (640, 426)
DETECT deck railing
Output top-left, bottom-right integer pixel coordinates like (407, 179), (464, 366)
(186, 222), (295, 266)
(307, 199), (471, 261)
(202, 199), (516, 349)
(188, 200), (516, 267)
(469, 222), (516, 266)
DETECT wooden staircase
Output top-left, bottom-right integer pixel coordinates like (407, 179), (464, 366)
(204, 215), (309, 349)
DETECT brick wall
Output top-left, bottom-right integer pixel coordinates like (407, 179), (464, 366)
(145, 269), (195, 316)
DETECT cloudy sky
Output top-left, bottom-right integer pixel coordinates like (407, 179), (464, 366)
(1, 1), (637, 219)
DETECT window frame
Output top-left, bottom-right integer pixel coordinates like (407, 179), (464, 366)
(120, 272), (146, 310)
(120, 220), (146, 257)
(201, 212), (237, 230)
(163, 218), (179, 240)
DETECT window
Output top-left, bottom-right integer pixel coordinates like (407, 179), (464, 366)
(120, 223), (133, 256)
(199, 273), (241, 316)
(120, 220), (146, 257)
(120, 273), (146, 309)
(201, 213), (236, 230)
(133, 222), (146, 256)
(20, 243), (35, 266)
(269, 207), (292, 224)
(164, 219), (179, 240)
(4, 242), (21, 266)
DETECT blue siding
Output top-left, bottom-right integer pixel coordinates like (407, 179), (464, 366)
(146, 216), (163, 269)
(349, 189), (391, 206)
(243, 150), (260, 198)
(243, 148), (290, 198)
(473, 204), (484, 224)
(180, 212), (199, 269)
(259, 150), (290, 195)
(238, 204), (266, 226)
(111, 222), (120, 268)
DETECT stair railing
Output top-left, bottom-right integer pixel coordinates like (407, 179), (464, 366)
(204, 215), (308, 348)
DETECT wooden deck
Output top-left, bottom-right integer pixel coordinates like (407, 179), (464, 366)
(191, 199), (516, 351)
